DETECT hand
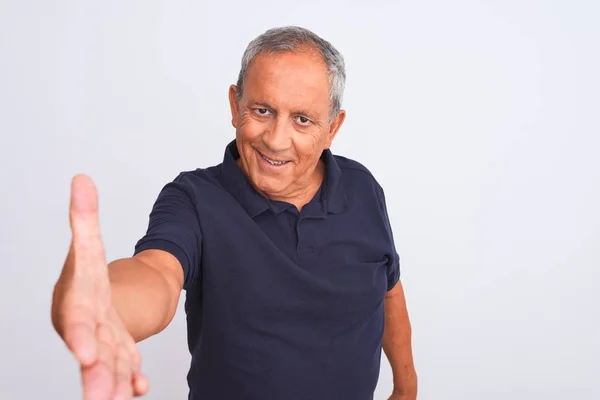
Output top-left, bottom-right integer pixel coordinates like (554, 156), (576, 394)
(388, 394), (415, 400)
(52, 174), (149, 399)
(388, 388), (417, 400)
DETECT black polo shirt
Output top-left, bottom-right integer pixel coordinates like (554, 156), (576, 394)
(134, 139), (400, 400)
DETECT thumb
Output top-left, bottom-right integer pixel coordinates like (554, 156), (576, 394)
(69, 174), (105, 264)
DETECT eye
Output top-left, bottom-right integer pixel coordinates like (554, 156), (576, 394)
(254, 108), (271, 116)
(295, 116), (312, 126)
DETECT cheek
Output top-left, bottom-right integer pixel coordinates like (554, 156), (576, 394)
(238, 117), (265, 141)
(292, 131), (327, 168)
(299, 128), (328, 152)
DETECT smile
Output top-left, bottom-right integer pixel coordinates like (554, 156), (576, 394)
(259, 152), (289, 166)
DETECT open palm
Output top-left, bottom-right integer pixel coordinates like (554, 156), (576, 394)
(52, 174), (148, 399)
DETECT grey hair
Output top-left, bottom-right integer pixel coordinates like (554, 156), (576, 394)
(235, 26), (346, 120)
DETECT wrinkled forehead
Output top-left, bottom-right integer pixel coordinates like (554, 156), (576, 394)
(243, 50), (331, 114)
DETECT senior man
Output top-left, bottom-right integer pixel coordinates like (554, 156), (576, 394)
(52, 26), (417, 400)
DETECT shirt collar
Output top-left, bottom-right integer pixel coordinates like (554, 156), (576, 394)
(320, 144), (348, 215)
(219, 139), (347, 218)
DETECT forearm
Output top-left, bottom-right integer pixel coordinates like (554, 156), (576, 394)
(108, 256), (181, 342)
(383, 282), (418, 397)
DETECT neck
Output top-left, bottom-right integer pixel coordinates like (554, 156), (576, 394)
(284, 160), (325, 211)
(237, 158), (325, 212)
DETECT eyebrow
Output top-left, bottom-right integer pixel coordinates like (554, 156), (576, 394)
(251, 101), (320, 121)
(295, 109), (320, 121)
(253, 101), (275, 110)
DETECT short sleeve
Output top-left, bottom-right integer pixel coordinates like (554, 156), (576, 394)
(134, 173), (202, 291)
(375, 184), (401, 291)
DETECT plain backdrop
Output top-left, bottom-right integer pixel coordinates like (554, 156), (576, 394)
(1, 0), (599, 399)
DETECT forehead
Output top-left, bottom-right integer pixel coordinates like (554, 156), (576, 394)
(243, 50), (331, 112)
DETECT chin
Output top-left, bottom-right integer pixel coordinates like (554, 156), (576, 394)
(253, 174), (289, 196)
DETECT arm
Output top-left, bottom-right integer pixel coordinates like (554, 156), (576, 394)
(107, 249), (184, 342)
(383, 280), (418, 399)
(109, 172), (201, 342)
(52, 174), (198, 399)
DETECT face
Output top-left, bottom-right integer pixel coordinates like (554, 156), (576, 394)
(228, 49), (346, 203)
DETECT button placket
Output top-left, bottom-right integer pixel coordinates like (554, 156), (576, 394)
(295, 215), (303, 256)
(296, 216), (318, 261)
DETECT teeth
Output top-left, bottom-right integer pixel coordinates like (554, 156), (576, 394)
(261, 154), (287, 166)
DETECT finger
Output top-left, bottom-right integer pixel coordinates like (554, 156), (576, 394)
(126, 336), (149, 396)
(61, 303), (98, 366)
(82, 324), (115, 400)
(124, 334), (141, 374)
(64, 320), (98, 366)
(132, 373), (149, 397)
(112, 343), (133, 400)
(69, 174), (105, 266)
(125, 340), (149, 397)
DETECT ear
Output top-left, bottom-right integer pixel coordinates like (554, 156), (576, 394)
(228, 84), (240, 128)
(325, 109), (346, 148)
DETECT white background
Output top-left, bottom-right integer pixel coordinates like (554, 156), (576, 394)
(1, 0), (599, 399)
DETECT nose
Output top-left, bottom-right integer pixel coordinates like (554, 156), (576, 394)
(262, 116), (292, 153)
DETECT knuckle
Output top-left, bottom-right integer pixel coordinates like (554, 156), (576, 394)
(115, 341), (132, 375)
(113, 351), (134, 399)
(96, 323), (115, 346)
(125, 340), (141, 370)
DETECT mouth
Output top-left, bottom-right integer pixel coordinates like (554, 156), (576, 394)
(258, 151), (290, 167)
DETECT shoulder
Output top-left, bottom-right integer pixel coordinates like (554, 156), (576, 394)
(332, 153), (390, 217)
(158, 163), (225, 201)
(172, 160), (222, 182)
(173, 165), (220, 184)
(333, 154), (384, 193)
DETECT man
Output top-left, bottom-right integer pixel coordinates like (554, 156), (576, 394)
(51, 26), (417, 400)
